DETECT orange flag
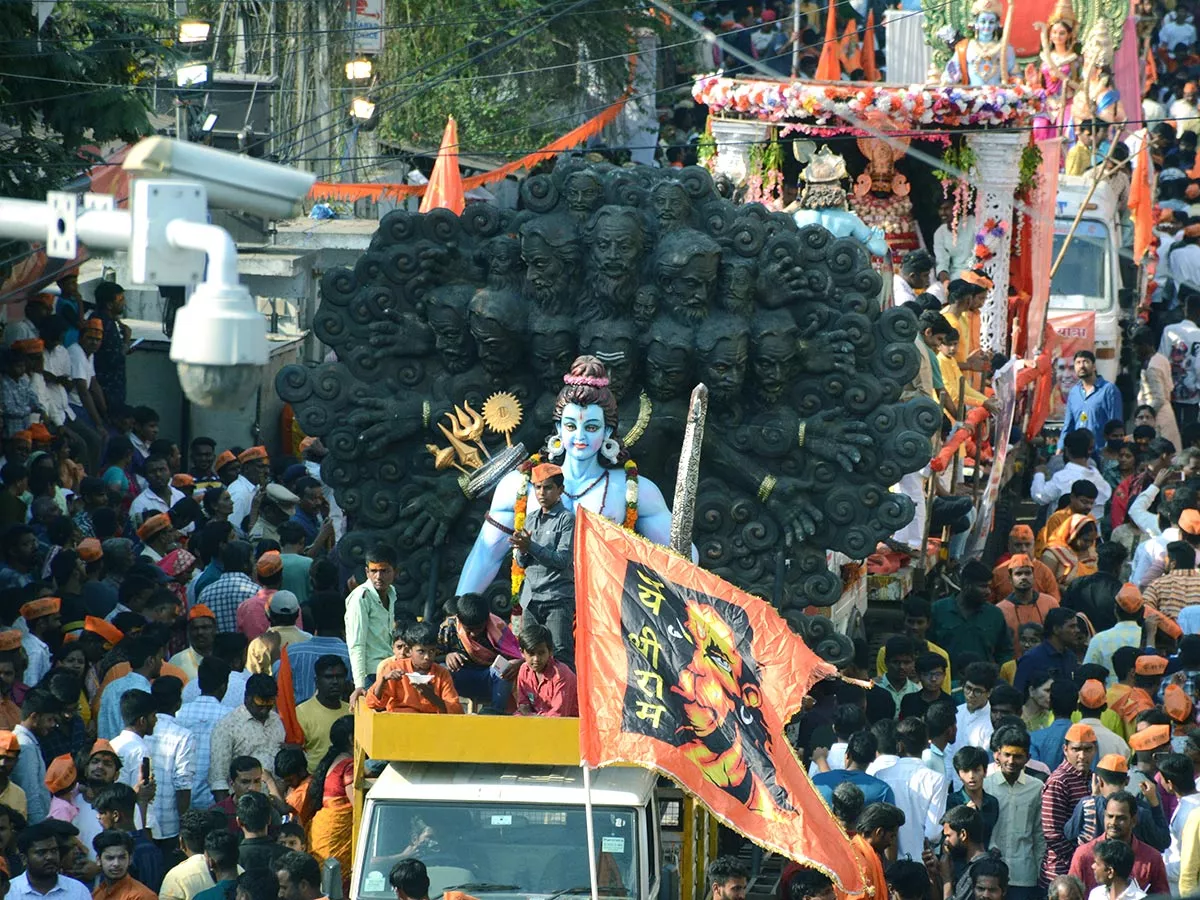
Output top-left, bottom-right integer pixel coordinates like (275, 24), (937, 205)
(862, 11), (879, 81)
(574, 509), (865, 891)
(814, 0), (842, 82)
(1130, 136), (1153, 263)
(419, 115), (465, 215)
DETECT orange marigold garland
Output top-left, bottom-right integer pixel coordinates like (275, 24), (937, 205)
(510, 454), (539, 607)
(623, 459), (639, 530)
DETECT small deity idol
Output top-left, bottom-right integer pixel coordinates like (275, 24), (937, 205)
(1028, 0), (1080, 130)
(788, 147), (889, 258)
(942, 0), (1017, 86)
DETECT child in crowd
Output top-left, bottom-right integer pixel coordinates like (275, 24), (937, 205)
(277, 821), (308, 854)
(367, 622), (462, 714)
(900, 652), (951, 719)
(515, 623), (578, 718)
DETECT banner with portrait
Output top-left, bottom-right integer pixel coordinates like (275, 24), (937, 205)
(1044, 311), (1096, 422)
(574, 509), (864, 891)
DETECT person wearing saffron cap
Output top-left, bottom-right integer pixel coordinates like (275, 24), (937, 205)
(992, 525), (1061, 602)
(510, 462), (576, 669)
(135, 513), (177, 564)
(168, 606), (217, 683)
(1041, 722), (1099, 885)
(997, 555), (1062, 662)
(1074, 679), (1130, 760)
(20, 596), (61, 687)
(227, 447), (268, 536)
(1063, 753), (1170, 853)
(44, 753), (77, 822)
(237, 552), (304, 642)
(213, 450), (240, 489)
(0, 731), (26, 817)
(1084, 585), (1149, 687)
(1068, 788), (1170, 895)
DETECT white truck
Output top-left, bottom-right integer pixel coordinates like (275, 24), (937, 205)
(350, 713), (719, 900)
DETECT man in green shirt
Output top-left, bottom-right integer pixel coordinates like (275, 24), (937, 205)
(930, 559), (1013, 667)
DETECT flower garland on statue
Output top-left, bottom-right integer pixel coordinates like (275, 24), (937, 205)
(692, 76), (1046, 128)
(932, 143), (977, 235)
(623, 459), (639, 530)
(850, 191), (917, 237)
(745, 130), (784, 209)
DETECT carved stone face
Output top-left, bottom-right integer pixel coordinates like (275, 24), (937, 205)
(531, 329), (577, 393)
(632, 287), (658, 330)
(564, 172), (604, 218)
(975, 11), (1000, 42)
(469, 315), (521, 377)
(522, 234), (572, 313)
(720, 264), (756, 316)
(427, 303), (476, 374)
(659, 253), (719, 324)
(590, 216), (643, 281)
(651, 182), (691, 232)
(645, 340), (692, 402)
(701, 335), (749, 402)
(488, 239), (522, 279)
(580, 335), (638, 401)
(752, 333), (798, 406)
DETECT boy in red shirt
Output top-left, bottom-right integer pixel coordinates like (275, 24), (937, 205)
(366, 623), (462, 714)
(515, 623), (578, 717)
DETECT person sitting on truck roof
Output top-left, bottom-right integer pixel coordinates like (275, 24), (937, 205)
(389, 858), (430, 900)
(515, 623), (578, 718)
(439, 592), (522, 712)
(366, 622), (462, 715)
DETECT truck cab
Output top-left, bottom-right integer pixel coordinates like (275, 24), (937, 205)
(351, 712), (719, 900)
(1051, 177), (1126, 385)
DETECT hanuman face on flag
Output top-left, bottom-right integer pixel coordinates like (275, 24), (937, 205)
(621, 562), (795, 821)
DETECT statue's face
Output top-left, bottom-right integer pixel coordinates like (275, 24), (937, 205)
(531, 330), (576, 393)
(590, 217), (643, 280)
(489, 241), (521, 277)
(564, 173), (603, 216)
(632, 288), (657, 329)
(469, 315), (520, 376)
(721, 265), (755, 314)
(701, 335), (749, 402)
(1050, 21), (1072, 49)
(651, 183), (691, 230)
(752, 333), (797, 404)
(975, 11), (1000, 42)
(660, 253), (718, 324)
(645, 341), (691, 402)
(581, 337), (637, 401)
(522, 234), (570, 306)
(558, 402), (609, 461)
(427, 304), (475, 374)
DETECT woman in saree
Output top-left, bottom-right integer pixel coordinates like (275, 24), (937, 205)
(306, 714), (354, 898)
(1040, 513), (1099, 588)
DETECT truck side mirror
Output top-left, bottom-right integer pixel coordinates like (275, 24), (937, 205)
(322, 859), (343, 900)
(1118, 287), (1135, 309)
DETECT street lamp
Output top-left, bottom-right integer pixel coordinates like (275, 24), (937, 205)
(345, 58), (373, 81)
(177, 19), (212, 44)
(174, 62), (210, 88)
(350, 97), (376, 120)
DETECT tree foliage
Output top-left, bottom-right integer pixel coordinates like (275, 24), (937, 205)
(0, 2), (165, 200)
(377, 0), (649, 154)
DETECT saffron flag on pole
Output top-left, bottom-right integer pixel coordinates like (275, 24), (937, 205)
(574, 509), (865, 892)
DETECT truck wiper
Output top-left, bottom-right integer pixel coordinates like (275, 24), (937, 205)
(439, 884), (521, 896)
(544, 887), (594, 899)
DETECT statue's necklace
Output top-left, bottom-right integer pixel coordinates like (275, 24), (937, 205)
(567, 470), (610, 505)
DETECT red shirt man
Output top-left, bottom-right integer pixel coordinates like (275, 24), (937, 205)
(1067, 791), (1169, 895)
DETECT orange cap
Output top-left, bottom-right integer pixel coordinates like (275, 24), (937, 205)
(1010, 524), (1035, 540)
(1181, 509), (1200, 535)
(531, 463), (564, 484)
(0, 733), (17, 755)
(0, 631), (21, 653)
(75, 538), (102, 562)
(1078, 679), (1107, 709)
(11, 339), (43, 354)
(188, 604), (216, 621)
(136, 513), (172, 542)
(256, 550), (283, 578)
(20, 597), (60, 621)
(1166, 683), (1194, 722)
(237, 445), (268, 464)
(1065, 723), (1097, 743)
(1116, 583), (1145, 614)
(1129, 723), (1172, 751)
(44, 754), (75, 794)
(84, 616), (123, 647)
(171, 473), (195, 489)
(1006, 553), (1035, 569)
(1097, 753), (1129, 773)
(28, 423), (51, 443)
(88, 739), (118, 760)
(214, 450), (236, 471)
(1135, 654), (1168, 676)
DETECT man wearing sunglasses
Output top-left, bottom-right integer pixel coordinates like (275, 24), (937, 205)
(208, 674), (286, 805)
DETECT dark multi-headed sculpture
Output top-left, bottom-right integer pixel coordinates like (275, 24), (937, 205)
(276, 159), (940, 629)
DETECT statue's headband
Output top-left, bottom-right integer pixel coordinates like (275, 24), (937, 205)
(563, 374), (609, 387)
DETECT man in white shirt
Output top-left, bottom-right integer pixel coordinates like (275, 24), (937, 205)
(870, 717), (948, 860)
(146, 677), (196, 845)
(1086, 838), (1147, 900)
(1160, 752), (1200, 894)
(109, 688), (158, 833)
(227, 446), (269, 535)
(1172, 81), (1200, 138)
(893, 250), (936, 308)
(1160, 291), (1200, 426)
(9, 821), (93, 900)
(949, 663), (1006, 761)
(1161, 10), (1198, 55)
(1031, 431), (1111, 510)
(128, 453), (187, 531)
(933, 204), (976, 287)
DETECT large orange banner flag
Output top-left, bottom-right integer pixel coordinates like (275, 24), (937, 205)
(574, 509), (864, 892)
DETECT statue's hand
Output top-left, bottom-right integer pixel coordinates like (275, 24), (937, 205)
(798, 322), (856, 375)
(367, 311), (432, 356)
(764, 475), (823, 545)
(399, 475), (468, 546)
(347, 396), (422, 455)
(803, 409), (874, 471)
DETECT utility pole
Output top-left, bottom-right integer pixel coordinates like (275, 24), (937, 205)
(314, 0), (334, 181)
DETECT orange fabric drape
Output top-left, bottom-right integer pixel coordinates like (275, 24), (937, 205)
(419, 116), (465, 215)
(815, 0), (842, 82)
(929, 407), (991, 472)
(861, 12), (879, 81)
(309, 90), (631, 203)
(1130, 137), (1154, 263)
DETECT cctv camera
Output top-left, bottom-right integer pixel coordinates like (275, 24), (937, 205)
(170, 280), (268, 409)
(122, 136), (316, 220)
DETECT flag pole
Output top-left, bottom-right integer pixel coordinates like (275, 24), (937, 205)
(582, 764), (600, 900)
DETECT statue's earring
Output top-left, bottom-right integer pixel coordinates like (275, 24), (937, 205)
(601, 437), (621, 465)
(546, 434), (565, 460)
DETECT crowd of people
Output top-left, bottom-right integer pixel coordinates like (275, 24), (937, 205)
(0, 276), (593, 900)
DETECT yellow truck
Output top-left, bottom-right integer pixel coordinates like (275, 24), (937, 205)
(350, 710), (721, 900)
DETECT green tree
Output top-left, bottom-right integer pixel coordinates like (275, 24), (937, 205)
(0, 2), (165, 200)
(377, 0), (648, 154)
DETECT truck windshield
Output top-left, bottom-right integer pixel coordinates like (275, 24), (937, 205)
(1049, 219), (1111, 310)
(356, 800), (641, 899)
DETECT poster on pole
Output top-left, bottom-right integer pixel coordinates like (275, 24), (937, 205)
(1045, 311), (1096, 422)
(347, 0), (385, 54)
(967, 359), (1018, 557)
